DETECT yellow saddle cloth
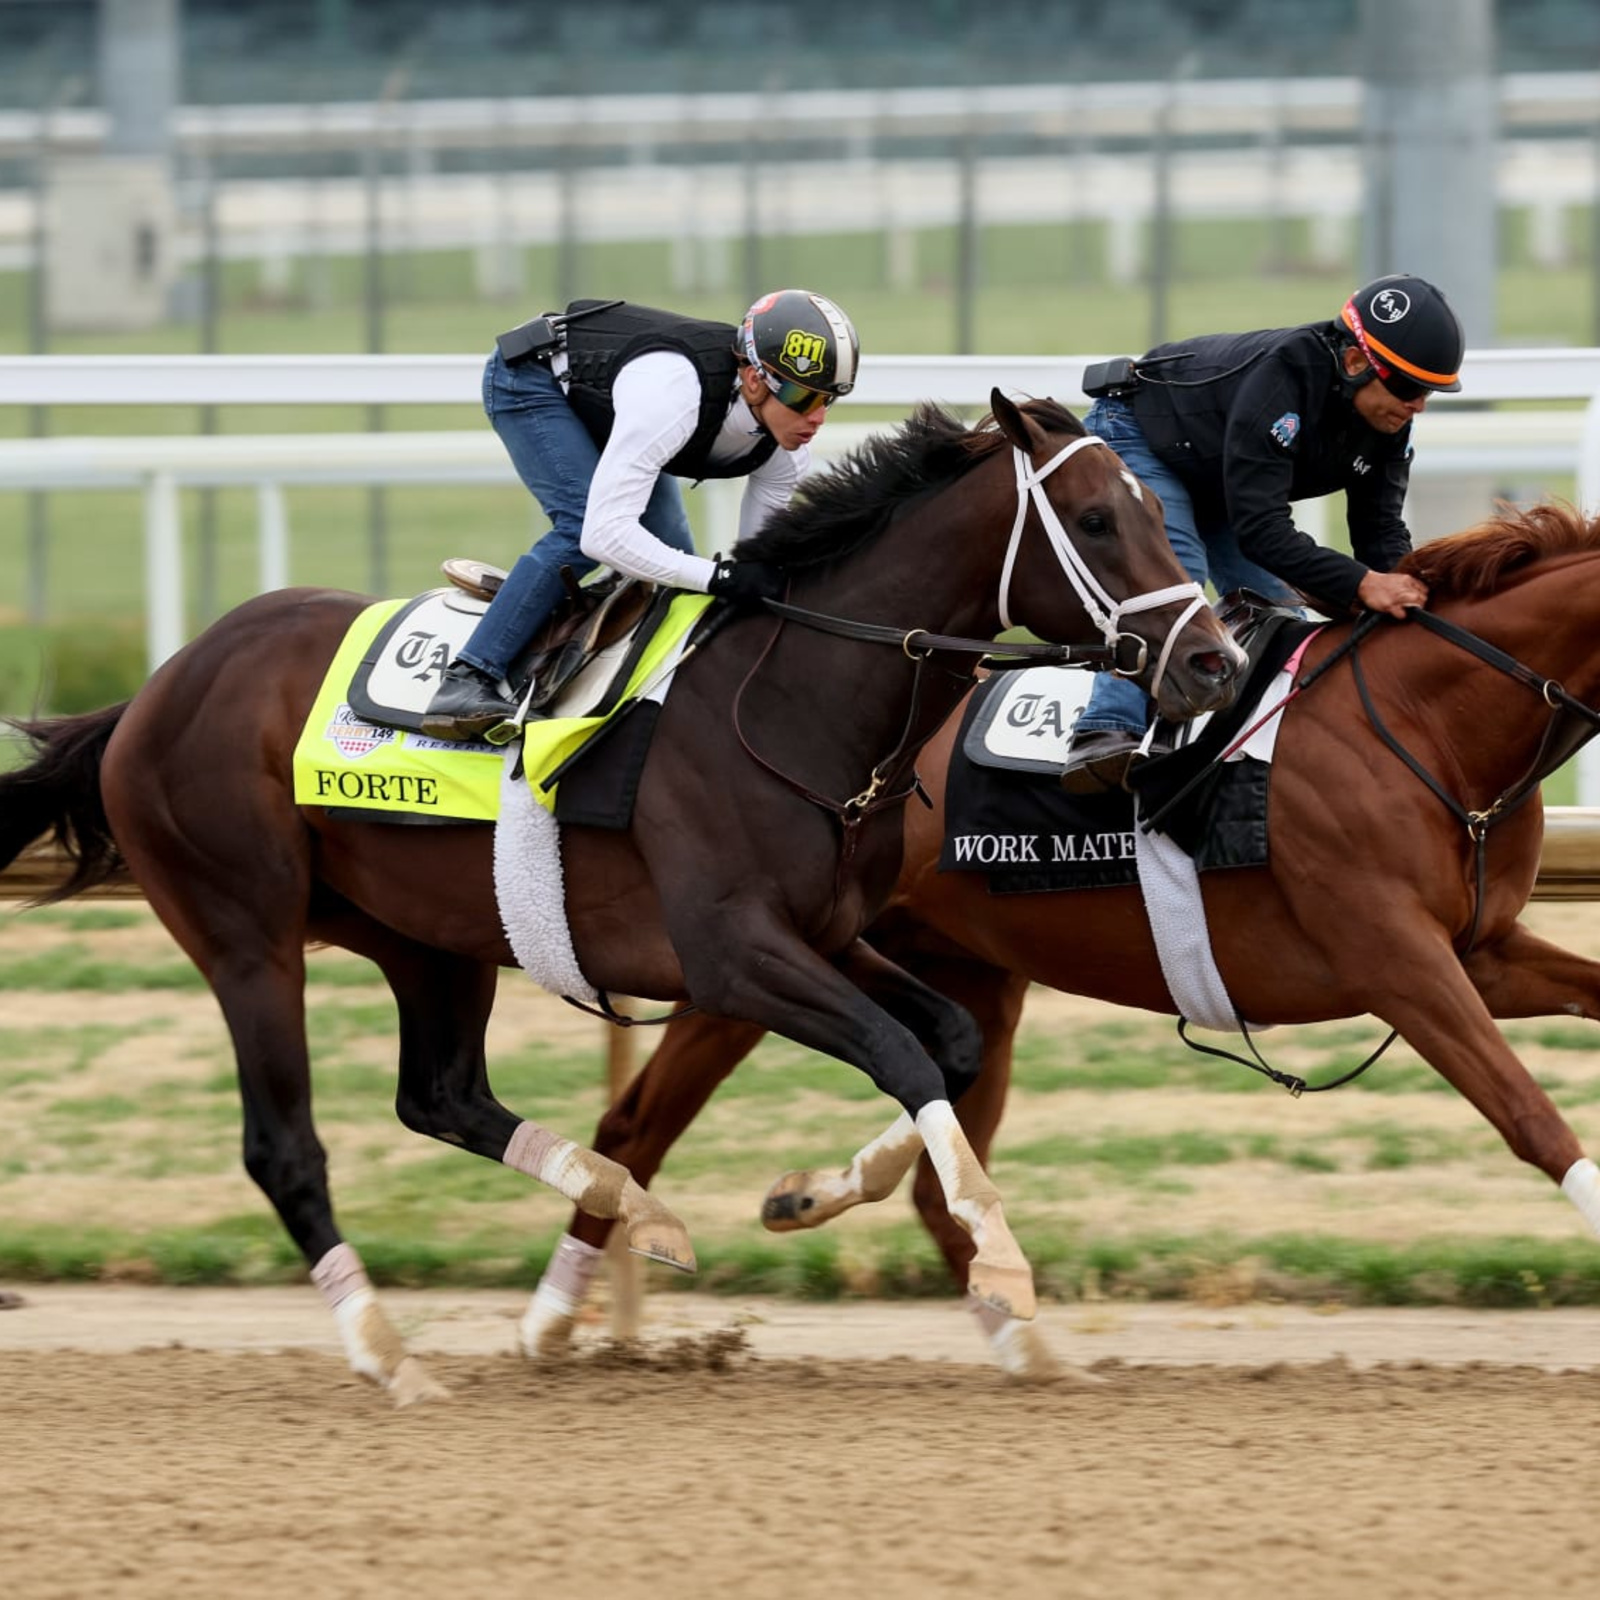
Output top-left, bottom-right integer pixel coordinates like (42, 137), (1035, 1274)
(292, 592), (712, 822)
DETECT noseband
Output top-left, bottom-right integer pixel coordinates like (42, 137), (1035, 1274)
(998, 436), (1209, 698)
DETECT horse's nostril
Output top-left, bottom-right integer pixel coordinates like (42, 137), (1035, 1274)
(1194, 649), (1231, 681)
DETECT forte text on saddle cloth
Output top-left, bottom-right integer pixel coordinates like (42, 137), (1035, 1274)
(293, 598), (504, 821)
(292, 592), (714, 821)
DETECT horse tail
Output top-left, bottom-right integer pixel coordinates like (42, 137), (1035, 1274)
(0, 704), (130, 904)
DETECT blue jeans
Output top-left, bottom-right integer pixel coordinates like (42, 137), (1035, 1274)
(456, 350), (696, 681)
(1073, 397), (1298, 738)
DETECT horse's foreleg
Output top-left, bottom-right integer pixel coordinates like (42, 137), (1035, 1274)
(760, 956), (1054, 1374)
(525, 1010), (768, 1359)
(368, 935), (697, 1275)
(690, 930), (1035, 1320)
(762, 939), (986, 1231)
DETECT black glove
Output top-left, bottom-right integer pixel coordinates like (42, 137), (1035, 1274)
(707, 555), (787, 609)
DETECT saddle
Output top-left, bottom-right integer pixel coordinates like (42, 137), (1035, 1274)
(443, 557), (658, 715)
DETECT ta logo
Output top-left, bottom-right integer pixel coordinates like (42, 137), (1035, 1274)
(396, 629), (453, 681)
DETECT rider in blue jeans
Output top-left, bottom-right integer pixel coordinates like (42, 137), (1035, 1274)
(1061, 273), (1466, 794)
(423, 290), (860, 741)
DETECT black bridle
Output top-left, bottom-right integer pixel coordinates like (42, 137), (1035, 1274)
(1178, 606), (1600, 1096)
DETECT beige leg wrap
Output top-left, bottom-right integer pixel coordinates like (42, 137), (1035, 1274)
(310, 1241), (369, 1310)
(504, 1121), (628, 1217)
(310, 1243), (447, 1402)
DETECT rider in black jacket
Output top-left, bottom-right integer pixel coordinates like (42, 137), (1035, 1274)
(1061, 273), (1466, 793)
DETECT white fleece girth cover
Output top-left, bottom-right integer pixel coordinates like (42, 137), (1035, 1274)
(492, 748), (599, 1003)
(1129, 655), (1301, 1032)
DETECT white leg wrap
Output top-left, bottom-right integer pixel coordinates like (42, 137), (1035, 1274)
(311, 1243), (392, 1384)
(522, 1232), (605, 1359)
(914, 1100), (986, 1232)
(532, 1232), (605, 1319)
(968, 1297), (1059, 1379)
(1562, 1157), (1600, 1237)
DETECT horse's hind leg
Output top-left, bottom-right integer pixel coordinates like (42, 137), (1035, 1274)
(1466, 920), (1600, 1025)
(1374, 930), (1600, 1240)
(111, 828), (451, 1405)
(327, 921), (698, 1276)
(524, 1009), (767, 1359)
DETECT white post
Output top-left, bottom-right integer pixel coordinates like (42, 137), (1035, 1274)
(143, 469), (183, 671)
(1575, 395), (1600, 805)
(256, 480), (290, 592)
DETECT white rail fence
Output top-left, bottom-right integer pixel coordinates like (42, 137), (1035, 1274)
(3, 346), (1600, 799)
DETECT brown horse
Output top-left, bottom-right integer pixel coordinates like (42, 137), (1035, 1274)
(530, 501), (1600, 1376)
(0, 394), (1239, 1402)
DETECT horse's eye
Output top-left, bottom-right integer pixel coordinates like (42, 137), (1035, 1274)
(1078, 512), (1110, 536)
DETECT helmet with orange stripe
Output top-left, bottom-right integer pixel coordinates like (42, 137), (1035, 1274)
(1338, 275), (1464, 401)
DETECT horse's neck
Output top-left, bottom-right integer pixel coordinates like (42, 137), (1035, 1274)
(835, 478), (1004, 642)
(1416, 563), (1600, 788)
(776, 485), (1003, 774)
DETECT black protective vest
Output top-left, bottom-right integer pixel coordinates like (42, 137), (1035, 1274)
(560, 300), (780, 481)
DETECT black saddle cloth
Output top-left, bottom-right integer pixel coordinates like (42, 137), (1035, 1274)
(940, 615), (1317, 894)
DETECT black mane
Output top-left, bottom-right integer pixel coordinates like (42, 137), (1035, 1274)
(734, 397), (1087, 569)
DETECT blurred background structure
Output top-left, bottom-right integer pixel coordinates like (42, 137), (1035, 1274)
(2, 0), (1600, 739)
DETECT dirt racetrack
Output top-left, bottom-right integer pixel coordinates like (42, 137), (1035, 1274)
(3, 1287), (1598, 1599)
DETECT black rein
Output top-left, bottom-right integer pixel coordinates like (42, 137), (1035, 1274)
(1190, 604), (1600, 1095)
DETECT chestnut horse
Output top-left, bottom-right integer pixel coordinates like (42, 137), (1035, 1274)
(530, 502), (1600, 1377)
(0, 394), (1239, 1402)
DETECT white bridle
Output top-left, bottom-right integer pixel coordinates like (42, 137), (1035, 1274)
(998, 436), (1209, 696)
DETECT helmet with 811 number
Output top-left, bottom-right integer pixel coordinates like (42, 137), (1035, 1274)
(737, 289), (860, 414)
(1339, 274), (1465, 397)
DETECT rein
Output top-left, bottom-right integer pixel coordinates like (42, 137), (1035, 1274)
(732, 428), (1212, 844)
(761, 598), (1129, 673)
(1349, 605), (1600, 952)
(1172, 604), (1600, 1095)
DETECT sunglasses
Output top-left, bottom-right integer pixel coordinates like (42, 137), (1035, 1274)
(762, 371), (839, 415)
(1377, 369), (1431, 404)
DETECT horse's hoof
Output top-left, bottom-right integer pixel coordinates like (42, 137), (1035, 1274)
(988, 1319), (1075, 1383)
(969, 1262), (1037, 1323)
(520, 1308), (578, 1363)
(761, 1170), (820, 1232)
(626, 1216), (697, 1273)
(388, 1356), (450, 1407)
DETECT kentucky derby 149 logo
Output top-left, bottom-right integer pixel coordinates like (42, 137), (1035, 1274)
(325, 702), (397, 760)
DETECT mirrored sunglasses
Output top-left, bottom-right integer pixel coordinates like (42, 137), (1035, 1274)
(764, 372), (838, 415)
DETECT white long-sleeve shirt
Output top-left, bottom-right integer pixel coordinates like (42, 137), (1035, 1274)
(565, 348), (809, 591)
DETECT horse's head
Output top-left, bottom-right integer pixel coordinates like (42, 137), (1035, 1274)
(989, 389), (1243, 721)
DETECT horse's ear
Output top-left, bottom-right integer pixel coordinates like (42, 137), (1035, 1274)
(990, 387), (1046, 454)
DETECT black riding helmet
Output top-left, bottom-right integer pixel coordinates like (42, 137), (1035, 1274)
(1338, 274), (1465, 398)
(736, 289), (860, 414)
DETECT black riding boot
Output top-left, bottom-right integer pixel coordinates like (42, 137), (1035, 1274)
(421, 660), (517, 742)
